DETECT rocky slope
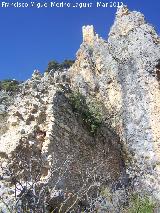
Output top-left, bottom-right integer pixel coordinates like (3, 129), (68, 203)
(0, 5), (160, 213)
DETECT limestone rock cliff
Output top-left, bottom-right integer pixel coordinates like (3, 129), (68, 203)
(0, 5), (160, 213)
(69, 5), (160, 200)
(0, 70), (125, 212)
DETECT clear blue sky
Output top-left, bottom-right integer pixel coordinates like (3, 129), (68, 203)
(0, 0), (159, 80)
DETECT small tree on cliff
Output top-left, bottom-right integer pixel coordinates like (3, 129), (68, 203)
(61, 60), (75, 69)
(0, 79), (20, 93)
(45, 59), (75, 73)
(45, 60), (60, 73)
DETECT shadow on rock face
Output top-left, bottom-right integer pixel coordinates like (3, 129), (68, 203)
(45, 90), (128, 212)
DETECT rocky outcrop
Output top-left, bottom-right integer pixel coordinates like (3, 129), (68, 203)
(0, 70), (125, 212)
(69, 6), (160, 200)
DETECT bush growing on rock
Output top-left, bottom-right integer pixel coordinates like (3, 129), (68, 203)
(45, 59), (75, 73)
(68, 91), (102, 135)
(0, 79), (20, 93)
(61, 60), (75, 69)
(45, 60), (60, 73)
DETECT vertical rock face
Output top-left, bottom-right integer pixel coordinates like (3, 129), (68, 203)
(69, 6), (160, 199)
(108, 6), (160, 199)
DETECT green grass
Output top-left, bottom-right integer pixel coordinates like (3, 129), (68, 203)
(125, 194), (155, 213)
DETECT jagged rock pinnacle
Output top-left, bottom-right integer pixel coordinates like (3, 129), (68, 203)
(116, 5), (130, 17)
(82, 25), (99, 44)
(109, 6), (146, 37)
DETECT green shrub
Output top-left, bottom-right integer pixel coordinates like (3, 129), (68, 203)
(45, 60), (60, 73)
(45, 59), (75, 73)
(68, 91), (102, 135)
(0, 79), (19, 92)
(126, 194), (155, 213)
(61, 60), (75, 69)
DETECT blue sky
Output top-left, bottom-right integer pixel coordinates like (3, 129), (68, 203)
(0, 0), (160, 80)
